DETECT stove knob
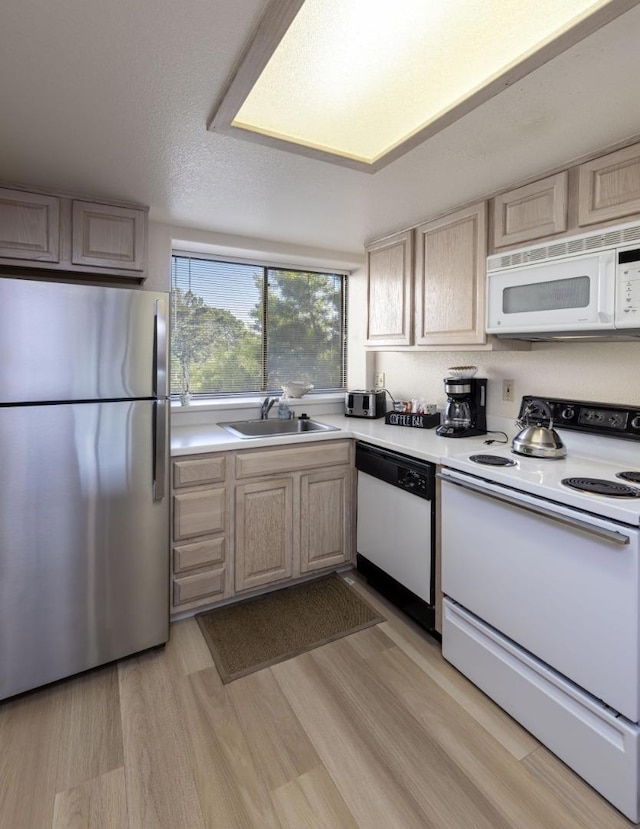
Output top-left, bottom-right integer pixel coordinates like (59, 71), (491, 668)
(632, 415), (640, 430)
(561, 406), (575, 420)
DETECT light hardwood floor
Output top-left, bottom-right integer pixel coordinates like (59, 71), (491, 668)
(0, 574), (634, 828)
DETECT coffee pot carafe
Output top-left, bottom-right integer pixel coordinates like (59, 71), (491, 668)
(443, 397), (472, 431)
(436, 377), (487, 438)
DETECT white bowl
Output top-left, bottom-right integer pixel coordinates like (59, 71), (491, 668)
(446, 365), (478, 379)
(281, 381), (314, 398)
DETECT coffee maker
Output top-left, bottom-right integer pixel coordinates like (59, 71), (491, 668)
(436, 377), (487, 438)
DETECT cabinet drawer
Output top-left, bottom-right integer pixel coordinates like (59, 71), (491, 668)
(173, 488), (225, 541)
(173, 454), (226, 488)
(173, 537), (225, 574)
(173, 568), (225, 606)
(236, 440), (351, 478)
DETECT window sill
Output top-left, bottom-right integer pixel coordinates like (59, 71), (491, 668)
(170, 393), (346, 427)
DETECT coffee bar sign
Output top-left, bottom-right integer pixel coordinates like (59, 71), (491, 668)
(384, 412), (440, 429)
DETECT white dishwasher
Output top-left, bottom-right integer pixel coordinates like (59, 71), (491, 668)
(355, 441), (436, 632)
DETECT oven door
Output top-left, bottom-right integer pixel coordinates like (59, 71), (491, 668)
(439, 468), (640, 722)
(486, 250), (615, 334)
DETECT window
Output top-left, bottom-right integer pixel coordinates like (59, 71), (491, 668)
(170, 254), (348, 398)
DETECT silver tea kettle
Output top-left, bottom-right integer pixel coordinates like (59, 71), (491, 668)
(512, 399), (567, 459)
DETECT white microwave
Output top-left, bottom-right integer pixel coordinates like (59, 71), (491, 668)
(486, 222), (640, 339)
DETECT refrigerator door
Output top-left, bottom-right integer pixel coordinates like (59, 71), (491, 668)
(0, 400), (169, 700)
(0, 277), (168, 404)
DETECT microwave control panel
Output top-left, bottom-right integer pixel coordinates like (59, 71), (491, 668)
(616, 248), (640, 326)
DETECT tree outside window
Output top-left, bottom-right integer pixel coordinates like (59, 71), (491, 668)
(170, 256), (347, 398)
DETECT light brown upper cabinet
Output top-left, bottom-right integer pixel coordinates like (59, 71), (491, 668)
(578, 143), (640, 226)
(414, 202), (487, 347)
(493, 172), (568, 249)
(364, 230), (413, 346)
(71, 201), (146, 272)
(0, 184), (148, 280)
(0, 188), (60, 262)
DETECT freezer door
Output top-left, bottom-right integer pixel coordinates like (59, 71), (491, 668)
(0, 400), (169, 700)
(0, 277), (168, 403)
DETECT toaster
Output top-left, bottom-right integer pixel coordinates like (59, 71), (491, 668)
(345, 389), (386, 418)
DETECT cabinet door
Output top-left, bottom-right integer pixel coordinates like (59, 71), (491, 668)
(0, 188), (60, 262)
(72, 200), (146, 271)
(578, 143), (640, 226)
(493, 172), (567, 249)
(414, 202), (487, 346)
(365, 231), (413, 346)
(235, 477), (293, 591)
(300, 466), (351, 573)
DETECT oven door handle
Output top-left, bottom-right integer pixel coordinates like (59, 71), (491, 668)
(437, 472), (631, 546)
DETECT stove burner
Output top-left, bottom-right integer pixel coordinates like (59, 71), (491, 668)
(562, 477), (640, 497)
(469, 454), (516, 467)
(616, 471), (640, 484)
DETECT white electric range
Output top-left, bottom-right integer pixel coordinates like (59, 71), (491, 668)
(439, 396), (640, 823)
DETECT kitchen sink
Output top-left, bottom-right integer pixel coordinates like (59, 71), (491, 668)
(218, 418), (340, 439)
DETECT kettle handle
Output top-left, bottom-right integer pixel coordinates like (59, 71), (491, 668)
(520, 398), (553, 428)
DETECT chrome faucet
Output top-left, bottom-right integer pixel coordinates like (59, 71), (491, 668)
(260, 396), (276, 419)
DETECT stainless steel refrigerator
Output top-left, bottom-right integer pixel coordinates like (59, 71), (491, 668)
(0, 276), (170, 700)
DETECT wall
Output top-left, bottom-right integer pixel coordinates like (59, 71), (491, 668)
(374, 342), (640, 420)
(150, 224), (640, 419)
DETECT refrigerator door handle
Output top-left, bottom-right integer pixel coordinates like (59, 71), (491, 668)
(153, 299), (168, 501)
(154, 298), (168, 398)
(153, 399), (167, 501)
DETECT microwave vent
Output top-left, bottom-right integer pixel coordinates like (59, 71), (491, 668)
(567, 238), (585, 254)
(623, 225), (640, 244)
(487, 220), (640, 272)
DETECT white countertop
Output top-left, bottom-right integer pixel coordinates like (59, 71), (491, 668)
(171, 413), (503, 464)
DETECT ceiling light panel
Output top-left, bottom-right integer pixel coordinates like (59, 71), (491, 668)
(232, 0), (612, 163)
(207, 0), (635, 170)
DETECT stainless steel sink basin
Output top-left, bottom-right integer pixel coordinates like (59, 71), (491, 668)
(218, 418), (340, 439)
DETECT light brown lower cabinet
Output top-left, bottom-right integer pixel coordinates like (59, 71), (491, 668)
(300, 465), (352, 573)
(234, 446), (354, 593)
(234, 477), (294, 592)
(171, 441), (354, 615)
(171, 452), (230, 615)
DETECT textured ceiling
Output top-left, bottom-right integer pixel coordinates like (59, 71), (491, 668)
(2, 0), (640, 255)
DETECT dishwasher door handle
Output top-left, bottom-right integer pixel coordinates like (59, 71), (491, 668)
(438, 472), (631, 546)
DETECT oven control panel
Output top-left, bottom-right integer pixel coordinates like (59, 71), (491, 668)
(519, 396), (640, 440)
